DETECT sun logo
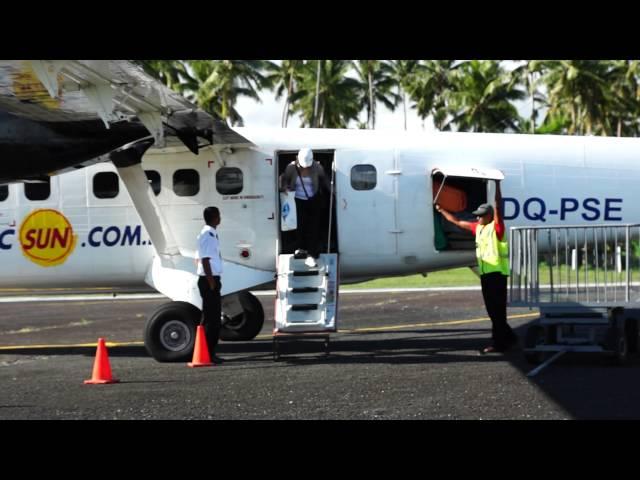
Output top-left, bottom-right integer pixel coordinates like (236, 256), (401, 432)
(19, 209), (77, 267)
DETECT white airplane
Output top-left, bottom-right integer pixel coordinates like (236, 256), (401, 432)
(1, 60), (640, 362)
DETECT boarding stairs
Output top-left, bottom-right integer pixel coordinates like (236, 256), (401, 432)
(273, 253), (339, 359)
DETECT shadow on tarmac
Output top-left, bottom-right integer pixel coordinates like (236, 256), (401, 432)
(4, 321), (640, 418)
(507, 322), (640, 419)
(0, 328), (503, 363)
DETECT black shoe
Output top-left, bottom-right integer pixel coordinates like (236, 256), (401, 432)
(480, 339), (517, 355)
(479, 345), (507, 355)
(480, 345), (499, 354)
(211, 355), (225, 364)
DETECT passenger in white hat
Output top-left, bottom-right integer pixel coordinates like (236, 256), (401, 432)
(279, 148), (331, 267)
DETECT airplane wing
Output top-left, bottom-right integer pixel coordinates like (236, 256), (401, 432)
(0, 60), (253, 182)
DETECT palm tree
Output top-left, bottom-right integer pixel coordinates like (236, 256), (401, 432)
(539, 60), (613, 135)
(265, 60), (305, 127)
(180, 60), (273, 126)
(136, 60), (192, 94)
(289, 60), (361, 128)
(352, 60), (400, 129)
(535, 112), (571, 134)
(405, 60), (458, 131)
(388, 60), (422, 130)
(445, 60), (525, 133)
(606, 60), (640, 137)
(511, 60), (548, 133)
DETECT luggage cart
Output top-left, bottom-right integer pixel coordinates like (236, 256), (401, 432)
(509, 224), (640, 376)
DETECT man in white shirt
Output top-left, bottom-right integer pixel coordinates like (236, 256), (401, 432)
(196, 206), (225, 364)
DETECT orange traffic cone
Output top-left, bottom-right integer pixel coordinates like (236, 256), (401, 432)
(84, 338), (118, 384)
(188, 325), (213, 367)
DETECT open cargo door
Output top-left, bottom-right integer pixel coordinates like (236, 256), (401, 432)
(432, 166), (504, 251)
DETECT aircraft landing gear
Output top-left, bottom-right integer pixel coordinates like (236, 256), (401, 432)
(144, 301), (200, 362)
(220, 291), (265, 341)
(144, 292), (265, 362)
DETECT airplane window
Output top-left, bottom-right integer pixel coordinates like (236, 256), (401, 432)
(173, 169), (200, 197)
(351, 164), (377, 191)
(24, 178), (51, 201)
(93, 172), (119, 199)
(216, 167), (243, 195)
(145, 170), (161, 196)
(0, 185), (7, 201)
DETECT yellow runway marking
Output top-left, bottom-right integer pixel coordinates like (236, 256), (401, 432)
(0, 313), (540, 350)
(0, 341), (144, 350)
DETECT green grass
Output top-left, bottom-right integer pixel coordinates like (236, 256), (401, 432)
(529, 264), (640, 285)
(345, 263), (640, 290)
(347, 267), (481, 289)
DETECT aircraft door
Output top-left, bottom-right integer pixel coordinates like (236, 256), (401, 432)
(335, 149), (397, 257)
(208, 148), (277, 272)
(431, 166), (504, 251)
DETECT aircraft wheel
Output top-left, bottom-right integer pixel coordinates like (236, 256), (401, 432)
(606, 324), (629, 366)
(144, 301), (199, 362)
(220, 291), (265, 341)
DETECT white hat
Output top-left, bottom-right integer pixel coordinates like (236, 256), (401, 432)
(297, 148), (313, 168)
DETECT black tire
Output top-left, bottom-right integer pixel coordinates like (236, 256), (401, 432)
(220, 291), (265, 341)
(626, 318), (638, 354)
(144, 301), (200, 362)
(606, 325), (629, 366)
(524, 325), (547, 365)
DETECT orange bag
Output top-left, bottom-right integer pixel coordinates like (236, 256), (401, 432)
(433, 180), (467, 213)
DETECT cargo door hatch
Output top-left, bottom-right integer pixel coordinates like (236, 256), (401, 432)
(431, 166), (504, 251)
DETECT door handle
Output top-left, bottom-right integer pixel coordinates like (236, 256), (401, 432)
(342, 198), (347, 210)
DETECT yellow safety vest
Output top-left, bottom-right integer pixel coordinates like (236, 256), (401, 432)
(475, 221), (510, 276)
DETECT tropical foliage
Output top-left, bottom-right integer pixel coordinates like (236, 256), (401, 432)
(139, 59), (640, 136)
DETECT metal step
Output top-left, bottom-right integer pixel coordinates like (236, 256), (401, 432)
(292, 270), (320, 277)
(275, 253), (338, 334)
(290, 304), (318, 311)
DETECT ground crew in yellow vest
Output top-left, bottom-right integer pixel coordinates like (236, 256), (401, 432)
(435, 181), (518, 354)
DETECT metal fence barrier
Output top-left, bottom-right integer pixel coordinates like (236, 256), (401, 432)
(509, 224), (640, 307)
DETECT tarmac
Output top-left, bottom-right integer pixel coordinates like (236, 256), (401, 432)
(1, 289), (639, 419)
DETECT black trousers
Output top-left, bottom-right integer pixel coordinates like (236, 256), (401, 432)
(198, 275), (221, 352)
(295, 195), (321, 258)
(480, 272), (517, 349)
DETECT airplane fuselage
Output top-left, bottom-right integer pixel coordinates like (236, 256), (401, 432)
(1, 128), (639, 292)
